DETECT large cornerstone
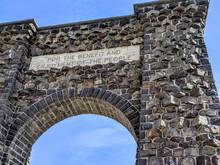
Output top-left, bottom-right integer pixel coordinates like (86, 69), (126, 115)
(0, 0), (219, 164)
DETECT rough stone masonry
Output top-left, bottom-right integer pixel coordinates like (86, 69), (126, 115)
(0, 0), (219, 164)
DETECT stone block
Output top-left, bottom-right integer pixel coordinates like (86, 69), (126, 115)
(157, 147), (172, 157)
(200, 146), (216, 156)
(147, 128), (161, 139)
(24, 81), (35, 90)
(154, 119), (166, 130)
(162, 95), (179, 107)
(179, 157), (195, 165)
(196, 133), (209, 141)
(148, 157), (161, 165)
(190, 87), (204, 97)
(192, 116), (208, 127)
(181, 96), (197, 105)
(204, 139), (220, 147)
(165, 157), (176, 165)
(185, 148), (199, 156)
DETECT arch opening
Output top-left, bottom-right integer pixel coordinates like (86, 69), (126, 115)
(30, 114), (137, 165)
(4, 88), (139, 164)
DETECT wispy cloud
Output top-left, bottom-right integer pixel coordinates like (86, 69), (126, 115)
(65, 122), (136, 163)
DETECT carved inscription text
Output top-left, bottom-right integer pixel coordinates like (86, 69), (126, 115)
(29, 46), (140, 71)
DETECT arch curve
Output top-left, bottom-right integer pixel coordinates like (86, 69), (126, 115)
(4, 87), (139, 165)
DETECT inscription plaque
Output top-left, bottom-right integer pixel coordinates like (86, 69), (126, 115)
(29, 46), (140, 71)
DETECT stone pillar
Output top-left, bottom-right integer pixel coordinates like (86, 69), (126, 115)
(137, 0), (220, 164)
(0, 44), (29, 100)
(0, 20), (37, 164)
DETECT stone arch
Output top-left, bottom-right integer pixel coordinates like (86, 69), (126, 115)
(4, 87), (139, 165)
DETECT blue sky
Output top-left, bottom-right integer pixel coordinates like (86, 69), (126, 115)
(30, 115), (137, 165)
(1, 0), (220, 165)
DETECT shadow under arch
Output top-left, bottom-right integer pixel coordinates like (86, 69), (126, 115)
(4, 87), (139, 165)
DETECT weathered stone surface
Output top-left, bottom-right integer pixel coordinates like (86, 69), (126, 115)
(179, 157), (195, 165)
(212, 156), (220, 165)
(185, 148), (199, 156)
(199, 109), (218, 117)
(148, 157), (161, 165)
(181, 96), (197, 105)
(209, 125), (220, 134)
(190, 87), (204, 97)
(192, 115), (209, 127)
(204, 139), (220, 147)
(157, 147), (172, 157)
(196, 156), (211, 165)
(177, 117), (185, 129)
(24, 81), (35, 90)
(29, 46), (140, 70)
(200, 146), (216, 156)
(0, 0), (219, 165)
(196, 133), (209, 141)
(165, 157), (176, 165)
(154, 119), (166, 130)
(162, 95), (179, 107)
(147, 128), (161, 139)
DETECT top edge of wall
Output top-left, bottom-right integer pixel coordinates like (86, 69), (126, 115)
(0, 0), (209, 31)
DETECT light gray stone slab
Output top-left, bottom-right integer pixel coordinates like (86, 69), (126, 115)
(29, 45), (140, 71)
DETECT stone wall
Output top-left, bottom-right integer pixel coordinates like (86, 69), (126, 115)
(137, 0), (220, 164)
(0, 21), (36, 164)
(33, 16), (143, 54)
(1, 16), (144, 111)
(21, 60), (141, 109)
(0, 0), (219, 165)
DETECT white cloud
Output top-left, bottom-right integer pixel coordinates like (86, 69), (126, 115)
(67, 126), (136, 163)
